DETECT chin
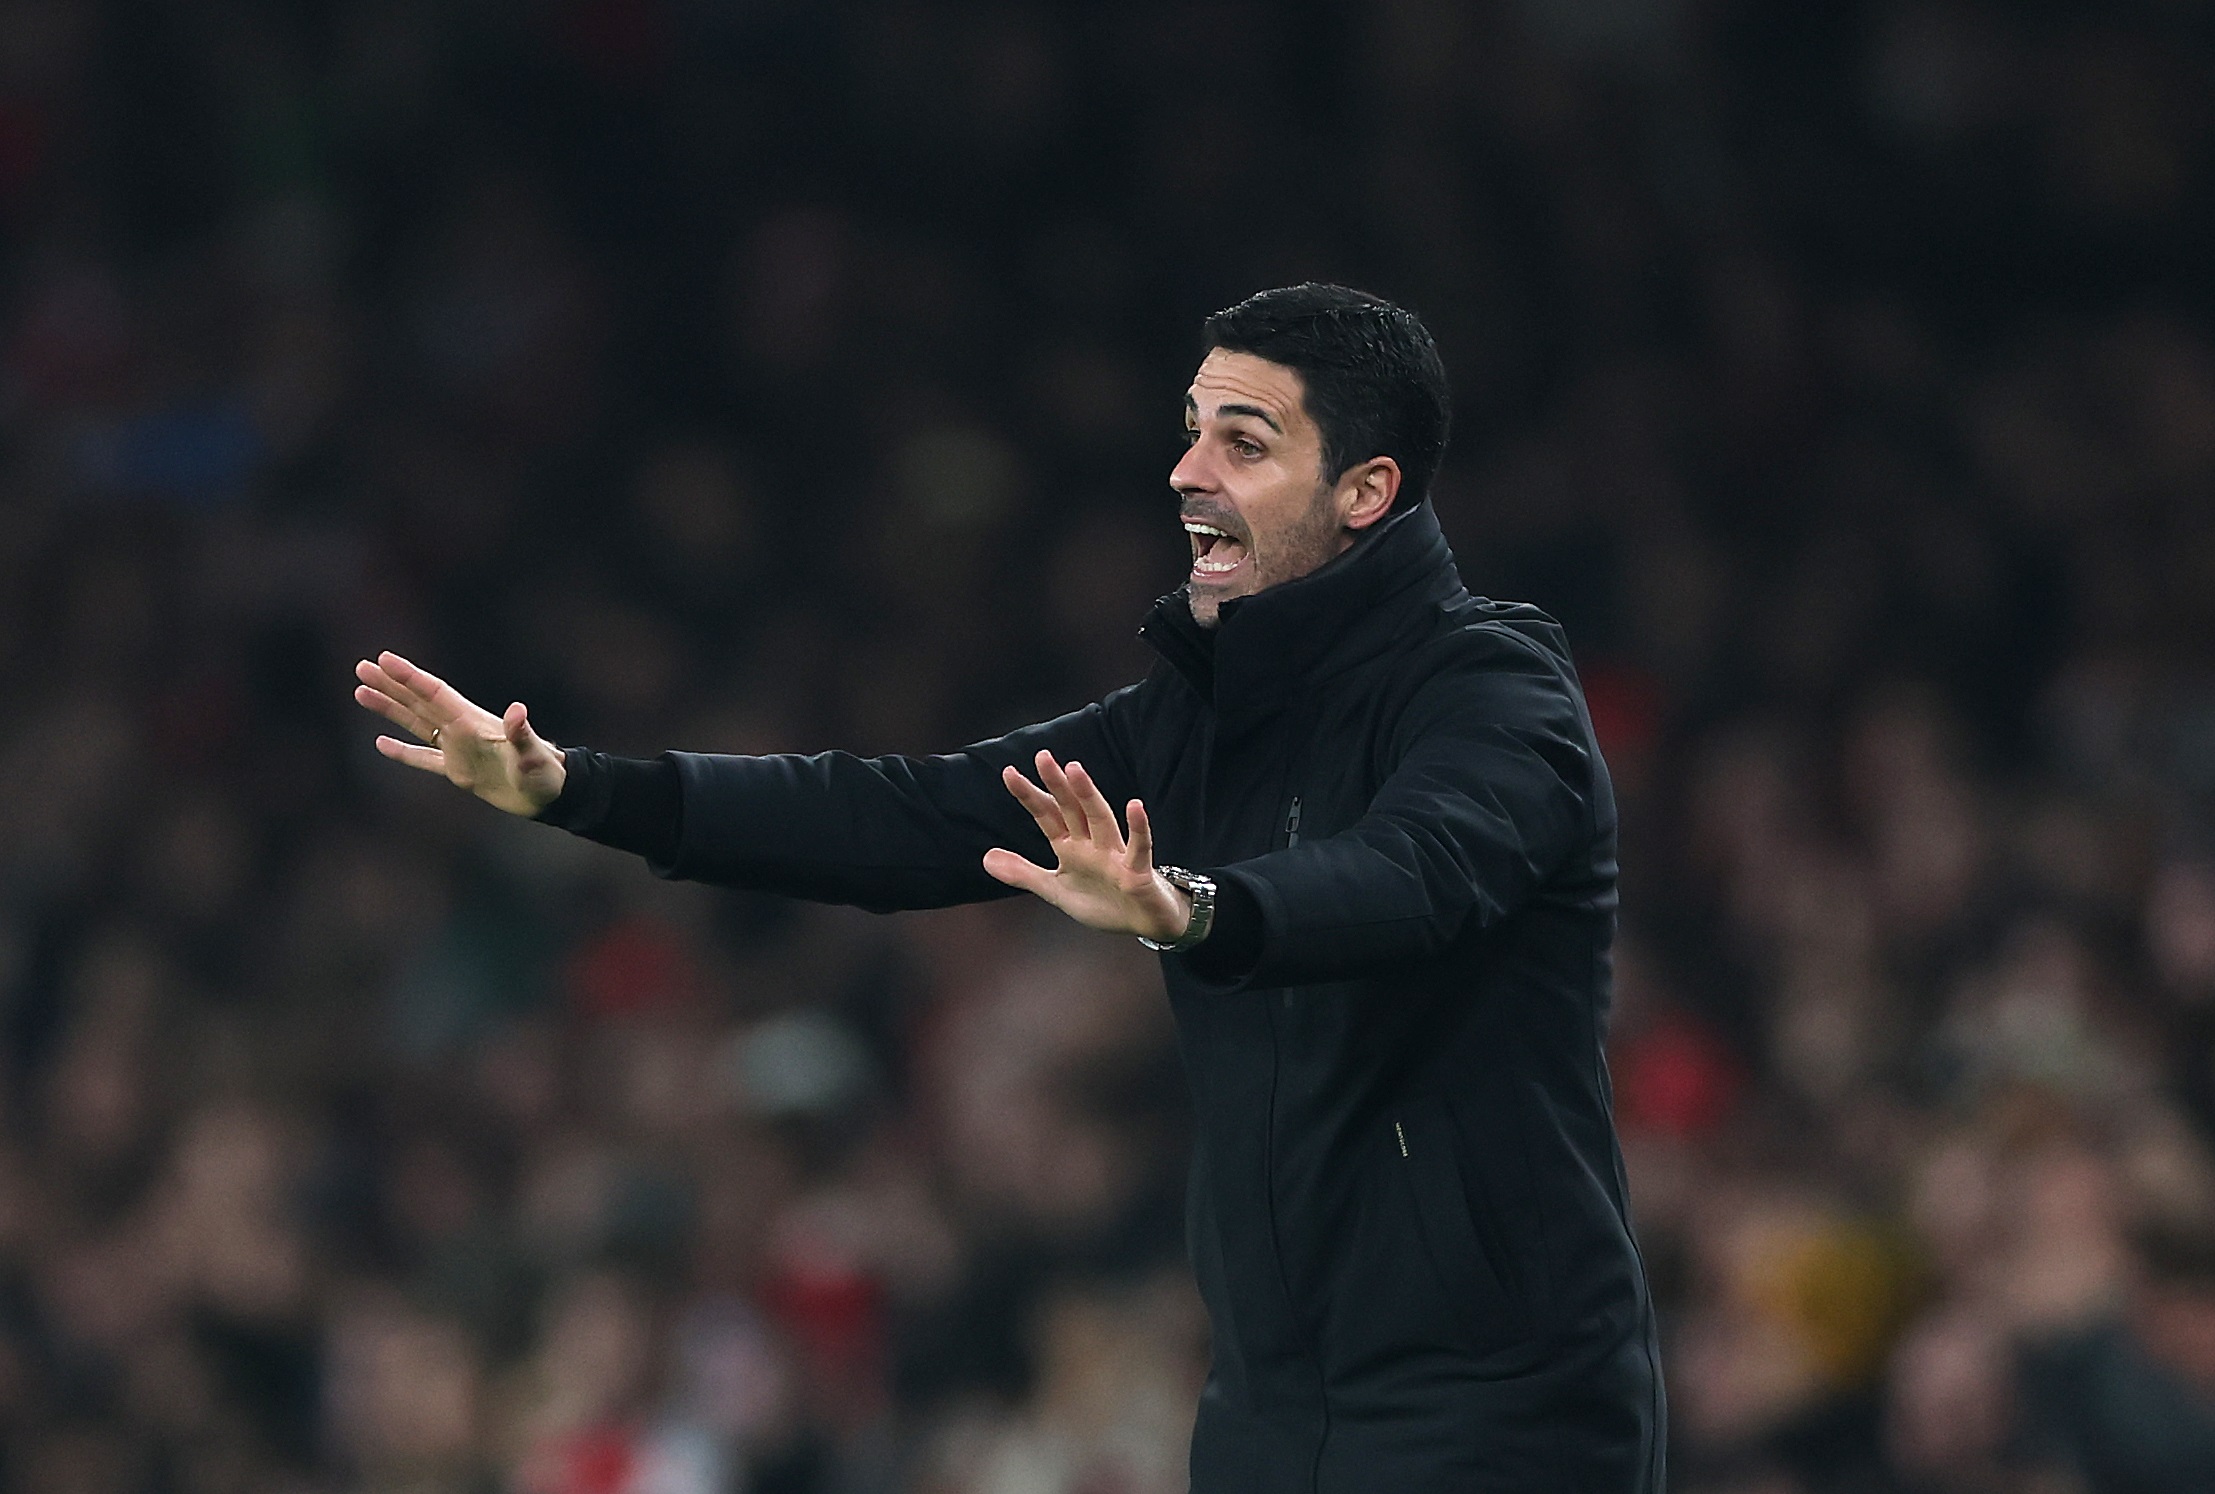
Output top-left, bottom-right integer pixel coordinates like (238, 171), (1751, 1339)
(1187, 582), (1247, 628)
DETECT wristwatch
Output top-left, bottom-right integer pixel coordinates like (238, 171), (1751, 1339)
(1140, 866), (1217, 952)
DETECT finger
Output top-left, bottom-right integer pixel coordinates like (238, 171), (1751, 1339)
(378, 652), (488, 733)
(377, 651), (441, 696)
(1125, 799), (1153, 874)
(362, 654), (433, 711)
(357, 658), (426, 713)
(359, 658), (470, 736)
(982, 847), (1057, 899)
(1002, 764), (1069, 840)
(354, 684), (439, 741)
(1035, 751), (1097, 842)
(1064, 761), (1126, 856)
(374, 735), (449, 774)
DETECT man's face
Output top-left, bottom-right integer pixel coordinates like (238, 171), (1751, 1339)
(1172, 350), (1363, 628)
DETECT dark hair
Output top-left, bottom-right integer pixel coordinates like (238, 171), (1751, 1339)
(1201, 284), (1451, 511)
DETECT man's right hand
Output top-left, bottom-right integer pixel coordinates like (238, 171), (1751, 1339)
(353, 651), (566, 817)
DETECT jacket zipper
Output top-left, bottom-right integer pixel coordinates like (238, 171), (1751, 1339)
(1394, 1119), (1409, 1158)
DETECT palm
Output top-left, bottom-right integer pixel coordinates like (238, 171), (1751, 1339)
(352, 652), (565, 817)
(983, 751), (1190, 943)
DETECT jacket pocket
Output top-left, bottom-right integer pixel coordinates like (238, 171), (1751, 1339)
(1390, 1094), (1529, 1354)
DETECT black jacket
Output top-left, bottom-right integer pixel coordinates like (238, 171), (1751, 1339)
(546, 501), (1664, 1493)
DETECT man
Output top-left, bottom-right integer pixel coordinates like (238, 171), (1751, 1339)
(354, 284), (1664, 1492)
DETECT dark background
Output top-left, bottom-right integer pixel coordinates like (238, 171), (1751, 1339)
(3, 1), (2214, 1491)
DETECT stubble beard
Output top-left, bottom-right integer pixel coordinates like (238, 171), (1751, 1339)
(1190, 480), (1343, 629)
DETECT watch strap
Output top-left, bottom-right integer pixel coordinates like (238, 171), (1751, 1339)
(1140, 865), (1217, 952)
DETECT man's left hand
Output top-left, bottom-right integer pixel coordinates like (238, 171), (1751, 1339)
(984, 751), (1192, 943)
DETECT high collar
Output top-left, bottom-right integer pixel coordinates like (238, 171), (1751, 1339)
(1139, 500), (1466, 712)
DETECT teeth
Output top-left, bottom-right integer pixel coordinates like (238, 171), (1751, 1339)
(1185, 518), (1242, 577)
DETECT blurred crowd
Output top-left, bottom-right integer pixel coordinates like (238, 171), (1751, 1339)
(4, 0), (2215, 1491)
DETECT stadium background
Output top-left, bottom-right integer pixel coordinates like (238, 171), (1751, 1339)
(4, 1), (2215, 1490)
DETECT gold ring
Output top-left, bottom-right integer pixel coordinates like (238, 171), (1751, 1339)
(429, 727), (441, 746)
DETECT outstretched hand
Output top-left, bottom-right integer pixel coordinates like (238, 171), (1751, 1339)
(353, 651), (566, 817)
(983, 751), (1191, 943)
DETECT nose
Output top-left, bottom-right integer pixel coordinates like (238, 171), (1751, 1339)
(1170, 440), (1214, 496)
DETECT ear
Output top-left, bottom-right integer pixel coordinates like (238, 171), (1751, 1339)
(1337, 457), (1401, 532)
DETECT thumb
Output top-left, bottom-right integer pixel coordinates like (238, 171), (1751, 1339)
(505, 702), (555, 761)
(983, 848), (1056, 900)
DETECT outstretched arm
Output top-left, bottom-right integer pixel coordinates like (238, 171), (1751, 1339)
(355, 649), (1165, 916)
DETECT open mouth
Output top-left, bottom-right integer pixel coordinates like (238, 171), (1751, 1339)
(1184, 519), (1249, 580)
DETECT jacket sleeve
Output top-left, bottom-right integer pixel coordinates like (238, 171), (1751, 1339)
(648, 684), (1151, 912)
(1189, 630), (1599, 989)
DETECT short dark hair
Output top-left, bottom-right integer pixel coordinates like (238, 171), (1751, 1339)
(1201, 284), (1451, 511)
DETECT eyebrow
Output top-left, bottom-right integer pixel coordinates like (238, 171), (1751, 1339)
(1184, 393), (1284, 435)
